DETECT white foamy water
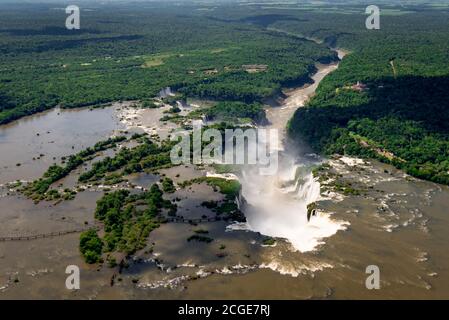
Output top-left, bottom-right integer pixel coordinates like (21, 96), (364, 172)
(241, 161), (348, 252)
(238, 58), (349, 253)
(259, 260), (334, 277)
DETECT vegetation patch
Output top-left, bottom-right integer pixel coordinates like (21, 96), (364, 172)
(203, 101), (266, 125)
(79, 183), (178, 264)
(21, 136), (128, 202)
(180, 177), (245, 222)
(161, 177), (176, 193)
(80, 229), (104, 264)
(187, 234), (213, 243)
(179, 177), (241, 200)
(287, 11), (449, 185)
(78, 137), (177, 184)
(262, 237), (276, 246)
(0, 5), (336, 125)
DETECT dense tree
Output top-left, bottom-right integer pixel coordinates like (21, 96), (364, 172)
(285, 7), (449, 185)
(79, 229), (103, 264)
(0, 3), (335, 125)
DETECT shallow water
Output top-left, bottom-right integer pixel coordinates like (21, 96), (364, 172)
(179, 158), (449, 299)
(1, 52), (449, 299)
(0, 105), (126, 184)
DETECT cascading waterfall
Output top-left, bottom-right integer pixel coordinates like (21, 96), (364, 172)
(296, 172), (322, 202)
(237, 56), (348, 253)
(240, 153), (346, 252)
(158, 87), (174, 98)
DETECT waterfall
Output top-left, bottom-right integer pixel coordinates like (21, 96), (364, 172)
(158, 87), (174, 98)
(240, 158), (346, 252)
(296, 172), (321, 204)
(237, 58), (348, 252)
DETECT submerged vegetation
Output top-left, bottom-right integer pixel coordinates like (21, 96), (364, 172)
(78, 137), (176, 183)
(79, 175), (242, 264)
(3, 1), (449, 272)
(22, 136), (127, 201)
(79, 185), (169, 263)
(187, 234), (214, 243)
(179, 177), (241, 200)
(20, 133), (177, 202)
(180, 177), (245, 222)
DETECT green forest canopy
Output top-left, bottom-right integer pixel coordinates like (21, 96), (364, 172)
(2, 1), (449, 185)
(0, 3), (335, 124)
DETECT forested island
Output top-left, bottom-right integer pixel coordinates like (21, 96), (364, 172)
(1, 0), (449, 259)
(3, 2), (448, 186)
(2, 0), (449, 299)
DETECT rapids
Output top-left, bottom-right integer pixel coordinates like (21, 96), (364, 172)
(239, 54), (348, 252)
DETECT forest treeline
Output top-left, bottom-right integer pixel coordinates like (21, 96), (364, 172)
(0, 3), (335, 125)
(282, 9), (449, 184)
(3, 2), (449, 185)
(204, 4), (449, 185)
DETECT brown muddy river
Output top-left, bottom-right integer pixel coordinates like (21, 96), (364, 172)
(0, 105), (126, 184)
(1, 53), (449, 299)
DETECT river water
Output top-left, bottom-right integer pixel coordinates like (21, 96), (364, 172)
(1, 52), (449, 299)
(0, 106), (126, 184)
(239, 58), (348, 253)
